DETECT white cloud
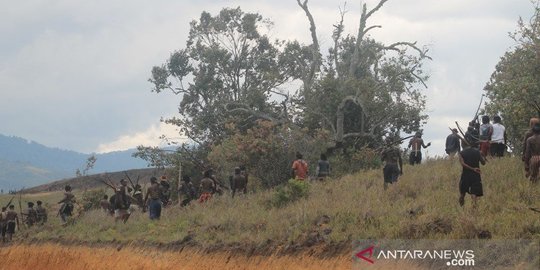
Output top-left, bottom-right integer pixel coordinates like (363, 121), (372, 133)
(0, 0), (535, 156)
(95, 121), (183, 153)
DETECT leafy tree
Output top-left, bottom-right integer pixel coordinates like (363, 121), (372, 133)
(484, 1), (540, 152)
(76, 154), (96, 177)
(149, 7), (298, 145)
(293, 0), (430, 151)
(143, 1), (431, 185)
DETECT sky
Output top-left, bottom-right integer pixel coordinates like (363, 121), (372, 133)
(1, 0), (535, 157)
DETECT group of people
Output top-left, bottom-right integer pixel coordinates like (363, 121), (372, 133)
(0, 200), (48, 243)
(291, 153), (331, 181)
(444, 115), (508, 158)
(5, 115), (539, 241)
(382, 114), (540, 209)
(93, 167), (249, 222)
(97, 176), (172, 222)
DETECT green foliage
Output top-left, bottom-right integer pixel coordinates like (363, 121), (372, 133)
(81, 189), (106, 211)
(484, 2), (540, 152)
(270, 179), (310, 208)
(298, 2), (430, 150)
(329, 147), (382, 176)
(208, 120), (329, 187)
(146, 2), (431, 183)
(150, 7), (299, 143)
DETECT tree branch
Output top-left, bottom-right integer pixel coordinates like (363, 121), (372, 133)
(297, 0), (321, 91)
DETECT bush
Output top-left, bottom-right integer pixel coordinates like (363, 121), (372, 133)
(208, 121), (330, 188)
(329, 147), (382, 176)
(81, 189), (106, 211)
(270, 179), (310, 208)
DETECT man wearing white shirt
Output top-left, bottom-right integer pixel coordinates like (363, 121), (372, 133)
(490, 115), (507, 157)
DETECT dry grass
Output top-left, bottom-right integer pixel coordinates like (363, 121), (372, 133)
(3, 156), (540, 248)
(0, 243), (429, 270)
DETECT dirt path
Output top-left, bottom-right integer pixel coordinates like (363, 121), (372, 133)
(0, 243), (353, 270)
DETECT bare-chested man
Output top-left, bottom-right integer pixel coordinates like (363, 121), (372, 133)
(524, 123), (540, 183)
(25, 202), (37, 227)
(35, 200), (47, 225)
(178, 176), (197, 207)
(523, 118), (540, 177)
(144, 177), (162, 220)
(381, 138), (403, 190)
(231, 167), (247, 198)
(408, 132), (431, 165)
(58, 185), (75, 225)
(114, 179), (132, 223)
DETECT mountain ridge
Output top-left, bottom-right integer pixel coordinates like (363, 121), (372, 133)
(0, 134), (149, 190)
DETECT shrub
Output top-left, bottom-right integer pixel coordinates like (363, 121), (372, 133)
(270, 179), (310, 208)
(208, 121), (330, 188)
(81, 189), (106, 211)
(329, 147), (382, 176)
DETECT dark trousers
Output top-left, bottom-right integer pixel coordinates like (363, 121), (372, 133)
(148, 199), (162, 220)
(409, 151), (422, 165)
(0, 223), (6, 240)
(490, 143), (506, 157)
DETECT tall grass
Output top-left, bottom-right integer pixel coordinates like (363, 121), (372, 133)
(0, 243), (365, 270)
(5, 156), (540, 249)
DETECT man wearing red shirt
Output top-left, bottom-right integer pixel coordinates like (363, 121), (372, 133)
(291, 152), (308, 181)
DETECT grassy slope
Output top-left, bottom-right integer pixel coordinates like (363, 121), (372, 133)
(4, 156), (540, 251)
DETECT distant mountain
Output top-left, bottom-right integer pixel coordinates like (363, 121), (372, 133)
(0, 134), (149, 190)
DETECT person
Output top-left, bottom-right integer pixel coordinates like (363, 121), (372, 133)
(240, 165), (249, 185)
(316, 154), (331, 181)
(524, 123), (540, 183)
(490, 115), (507, 157)
(407, 132), (431, 165)
(458, 144), (487, 209)
(231, 167), (247, 198)
(58, 185), (75, 225)
(178, 175), (197, 207)
(523, 118), (540, 177)
(291, 152), (309, 180)
(5, 205), (19, 242)
(464, 121), (479, 149)
(445, 129), (461, 158)
(35, 200), (47, 225)
(159, 176), (171, 207)
(1, 207), (7, 242)
(114, 179), (131, 223)
(199, 170), (216, 203)
(206, 169), (224, 196)
(132, 184), (145, 211)
(100, 195), (111, 213)
(381, 138), (403, 190)
(24, 202), (37, 227)
(144, 177), (162, 220)
(478, 115), (493, 158)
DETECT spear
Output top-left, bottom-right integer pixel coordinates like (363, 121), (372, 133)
(472, 94), (485, 123)
(454, 121), (471, 146)
(3, 196), (15, 209)
(17, 189), (26, 229)
(123, 171), (137, 190)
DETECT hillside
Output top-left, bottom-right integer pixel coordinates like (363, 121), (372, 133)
(0, 134), (148, 190)
(21, 167), (161, 193)
(6, 157), (540, 251)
